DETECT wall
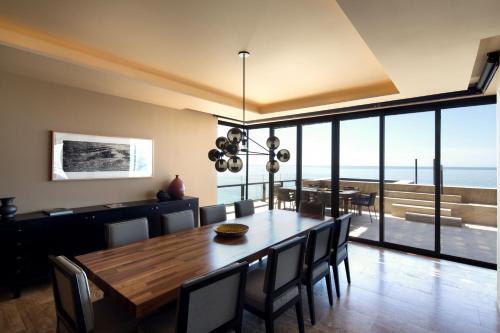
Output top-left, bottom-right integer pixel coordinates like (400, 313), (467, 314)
(0, 71), (217, 213)
(497, 84), (500, 309)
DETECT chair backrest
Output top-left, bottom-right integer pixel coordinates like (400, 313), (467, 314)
(332, 213), (353, 251)
(49, 255), (94, 333)
(161, 210), (195, 235)
(277, 188), (293, 201)
(200, 204), (227, 226)
(234, 200), (255, 218)
(176, 262), (248, 333)
(368, 192), (377, 205)
(305, 222), (335, 271)
(342, 186), (359, 191)
(299, 201), (325, 220)
(264, 236), (306, 295)
(316, 191), (331, 207)
(105, 217), (149, 249)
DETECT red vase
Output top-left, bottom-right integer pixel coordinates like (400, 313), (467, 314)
(167, 175), (185, 199)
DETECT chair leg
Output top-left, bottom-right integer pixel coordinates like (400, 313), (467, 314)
(373, 205), (378, 221)
(325, 273), (334, 306)
(306, 283), (316, 325)
(265, 316), (274, 333)
(344, 257), (351, 284)
(332, 265), (341, 298)
(367, 206), (373, 223)
(295, 298), (305, 333)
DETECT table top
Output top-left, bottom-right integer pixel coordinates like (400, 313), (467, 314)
(75, 210), (331, 318)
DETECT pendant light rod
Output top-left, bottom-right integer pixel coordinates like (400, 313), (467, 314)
(247, 136), (270, 152)
(238, 51), (250, 126)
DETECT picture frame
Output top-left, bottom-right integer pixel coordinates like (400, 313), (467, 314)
(51, 131), (153, 181)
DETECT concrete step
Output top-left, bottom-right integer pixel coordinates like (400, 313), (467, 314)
(405, 212), (462, 226)
(385, 190), (461, 203)
(391, 203), (452, 218)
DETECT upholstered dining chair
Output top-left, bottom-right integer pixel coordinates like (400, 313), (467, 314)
(104, 218), (149, 249)
(302, 222), (335, 325)
(330, 213), (353, 298)
(244, 236), (307, 333)
(299, 201), (325, 220)
(199, 204), (227, 226)
(161, 210), (195, 235)
(49, 255), (138, 333)
(234, 200), (255, 218)
(138, 262), (249, 333)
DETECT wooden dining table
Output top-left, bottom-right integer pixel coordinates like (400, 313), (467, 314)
(75, 210), (332, 318)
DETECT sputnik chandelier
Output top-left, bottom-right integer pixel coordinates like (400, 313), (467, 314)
(208, 51), (290, 173)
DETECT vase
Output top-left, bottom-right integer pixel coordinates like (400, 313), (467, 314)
(0, 197), (17, 220)
(156, 190), (170, 202)
(167, 175), (185, 199)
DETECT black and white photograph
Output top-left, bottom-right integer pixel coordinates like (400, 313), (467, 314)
(52, 132), (153, 180)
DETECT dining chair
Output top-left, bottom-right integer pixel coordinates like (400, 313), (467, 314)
(161, 210), (195, 235)
(330, 213), (353, 298)
(234, 199), (255, 218)
(104, 217), (149, 249)
(49, 255), (138, 333)
(199, 204), (227, 226)
(299, 201), (325, 220)
(302, 222), (335, 325)
(276, 188), (295, 210)
(244, 236), (307, 333)
(138, 262), (249, 333)
(351, 192), (378, 222)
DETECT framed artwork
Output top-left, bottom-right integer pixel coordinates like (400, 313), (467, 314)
(52, 131), (153, 180)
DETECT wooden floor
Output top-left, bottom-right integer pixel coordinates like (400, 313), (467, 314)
(1, 243), (498, 333)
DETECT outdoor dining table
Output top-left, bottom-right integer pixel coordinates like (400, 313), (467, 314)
(75, 210), (332, 318)
(301, 187), (360, 213)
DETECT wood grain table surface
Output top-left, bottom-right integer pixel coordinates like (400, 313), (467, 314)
(75, 210), (331, 318)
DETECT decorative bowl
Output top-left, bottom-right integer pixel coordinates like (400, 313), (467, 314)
(213, 223), (249, 238)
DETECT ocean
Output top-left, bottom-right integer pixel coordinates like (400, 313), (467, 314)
(217, 165), (497, 204)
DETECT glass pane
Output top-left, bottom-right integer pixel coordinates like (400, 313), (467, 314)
(216, 124), (246, 212)
(384, 111), (435, 251)
(274, 127), (297, 211)
(340, 117), (379, 241)
(301, 123), (332, 216)
(441, 105), (497, 264)
(247, 128), (270, 212)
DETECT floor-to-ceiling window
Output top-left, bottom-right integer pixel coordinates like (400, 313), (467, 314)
(216, 124), (247, 210)
(247, 128), (271, 211)
(340, 117), (379, 241)
(441, 104), (497, 264)
(301, 122), (332, 215)
(274, 126), (297, 211)
(384, 111), (436, 251)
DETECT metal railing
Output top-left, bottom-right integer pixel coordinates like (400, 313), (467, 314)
(217, 179), (296, 204)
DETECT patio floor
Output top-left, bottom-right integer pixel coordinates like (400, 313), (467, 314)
(350, 212), (497, 264)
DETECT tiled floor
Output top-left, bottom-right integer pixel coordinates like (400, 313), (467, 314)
(350, 213), (497, 264)
(1, 243), (498, 333)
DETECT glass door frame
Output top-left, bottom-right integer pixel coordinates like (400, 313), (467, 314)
(219, 94), (497, 269)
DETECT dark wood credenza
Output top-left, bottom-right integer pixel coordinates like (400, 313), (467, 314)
(0, 197), (199, 298)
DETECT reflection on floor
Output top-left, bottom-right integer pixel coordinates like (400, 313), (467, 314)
(1, 243), (498, 333)
(350, 212), (497, 263)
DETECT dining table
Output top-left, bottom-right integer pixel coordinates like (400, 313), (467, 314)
(301, 187), (360, 213)
(75, 210), (332, 318)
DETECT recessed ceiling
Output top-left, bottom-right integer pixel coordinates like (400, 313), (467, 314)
(0, 0), (499, 121)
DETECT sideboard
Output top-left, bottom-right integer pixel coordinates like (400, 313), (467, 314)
(0, 197), (199, 298)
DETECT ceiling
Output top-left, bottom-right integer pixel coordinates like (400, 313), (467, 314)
(0, 0), (499, 121)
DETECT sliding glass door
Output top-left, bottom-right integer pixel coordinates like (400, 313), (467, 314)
(384, 111), (436, 251)
(273, 126), (297, 211)
(340, 117), (379, 241)
(441, 105), (497, 264)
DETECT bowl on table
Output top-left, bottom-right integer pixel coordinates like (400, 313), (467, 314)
(213, 223), (249, 238)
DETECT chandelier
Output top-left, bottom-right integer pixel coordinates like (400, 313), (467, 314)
(208, 51), (290, 173)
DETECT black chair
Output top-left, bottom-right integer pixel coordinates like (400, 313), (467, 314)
(234, 200), (255, 218)
(139, 262), (249, 333)
(200, 204), (227, 226)
(302, 222), (335, 325)
(104, 218), (149, 249)
(330, 213), (353, 298)
(49, 255), (138, 333)
(244, 236), (307, 333)
(351, 192), (378, 222)
(276, 188), (296, 210)
(299, 201), (325, 220)
(161, 210), (195, 235)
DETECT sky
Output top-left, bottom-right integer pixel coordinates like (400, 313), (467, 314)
(217, 103), (497, 168)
